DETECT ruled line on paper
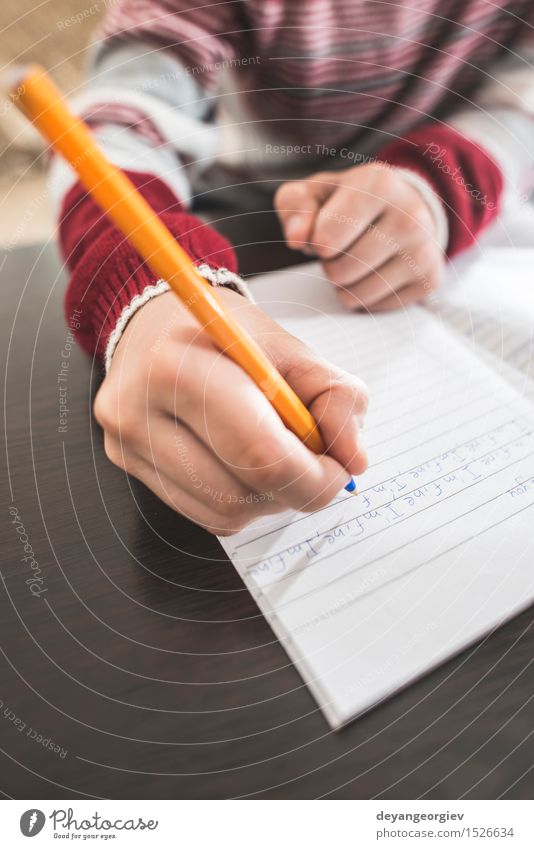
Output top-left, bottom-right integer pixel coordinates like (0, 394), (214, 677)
(219, 260), (534, 727)
(367, 389), (492, 451)
(247, 458), (534, 609)
(233, 414), (532, 553)
(243, 438), (534, 585)
(281, 493), (534, 619)
(434, 249), (534, 378)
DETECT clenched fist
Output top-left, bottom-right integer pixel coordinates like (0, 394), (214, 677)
(275, 162), (446, 311)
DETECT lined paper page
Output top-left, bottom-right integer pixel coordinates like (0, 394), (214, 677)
(434, 248), (534, 376)
(220, 264), (534, 728)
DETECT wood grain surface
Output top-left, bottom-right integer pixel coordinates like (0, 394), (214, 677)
(1, 237), (533, 799)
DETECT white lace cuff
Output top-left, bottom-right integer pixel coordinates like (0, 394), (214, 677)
(104, 265), (254, 373)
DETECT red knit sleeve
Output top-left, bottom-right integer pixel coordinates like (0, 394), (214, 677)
(375, 124), (504, 257)
(60, 171), (238, 361)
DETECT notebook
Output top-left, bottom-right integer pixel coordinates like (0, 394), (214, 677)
(219, 253), (534, 728)
(432, 248), (534, 378)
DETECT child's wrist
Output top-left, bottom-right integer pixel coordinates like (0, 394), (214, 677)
(375, 123), (503, 257)
(393, 167), (449, 252)
(104, 265), (253, 373)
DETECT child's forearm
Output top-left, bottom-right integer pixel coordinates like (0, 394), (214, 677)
(49, 37), (220, 218)
(446, 42), (534, 201)
(374, 124), (503, 257)
(60, 170), (241, 365)
(374, 42), (534, 257)
(52, 38), (241, 366)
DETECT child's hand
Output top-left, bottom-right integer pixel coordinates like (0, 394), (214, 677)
(94, 289), (368, 536)
(275, 163), (445, 311)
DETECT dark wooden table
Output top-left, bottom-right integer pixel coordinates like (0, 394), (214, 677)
(1, 234), (533, 800)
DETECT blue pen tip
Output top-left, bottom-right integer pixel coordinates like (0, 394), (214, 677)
(344, 477), (357, 494)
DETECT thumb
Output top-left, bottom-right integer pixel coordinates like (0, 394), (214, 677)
(274, 175), (335, 250)
(273, 335), (369, 476)
(304, 361), (368, 477)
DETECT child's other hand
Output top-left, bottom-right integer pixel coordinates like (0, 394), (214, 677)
(275, 163), (445, 311)
(94, 289), (368, 536)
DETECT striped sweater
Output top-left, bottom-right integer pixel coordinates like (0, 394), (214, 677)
(52, 0), (534, 362)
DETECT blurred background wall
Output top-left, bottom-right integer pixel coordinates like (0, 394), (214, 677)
(0, 0), (104, 247)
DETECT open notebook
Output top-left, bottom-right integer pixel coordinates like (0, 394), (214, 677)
(219, 253), (534, 729)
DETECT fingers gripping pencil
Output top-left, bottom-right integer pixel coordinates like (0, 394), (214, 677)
(10, 64), (358, 495)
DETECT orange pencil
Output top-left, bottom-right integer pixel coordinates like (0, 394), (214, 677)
(10, 65), (357, 492)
